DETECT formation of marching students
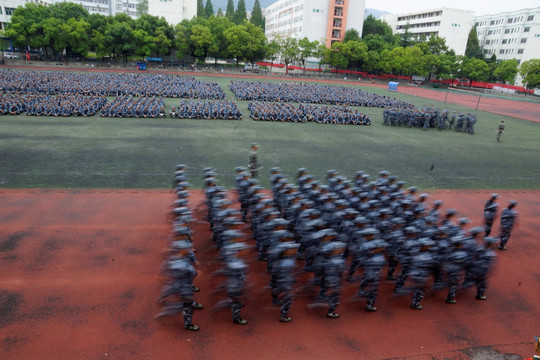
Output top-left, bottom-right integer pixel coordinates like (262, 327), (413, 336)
(189, 165), (501, 327)
(383, 106), (477, 133)
(155, 165), (203, 331)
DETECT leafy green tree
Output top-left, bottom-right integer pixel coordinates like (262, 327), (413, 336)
(43, 17), (68, 58)
(217, 8), (224, 17)
(205, 0), (214, 17)
(342, 40), (368, 70)
(207, 15), (233, 62)
(327, 42), (349, 71)
(519, 58), (540, 89)
(265, 38), (280, 70)
(362, 14), (394, 42)
(5, 3), (50, 55)
(49, 2), (88, 21)
(174, 22), (191, 61)
(363, 34), (393, 52)
(197, 0), (205, 18)
(235, 0), (247, 24)
(223, 22), (266, 65)
(154, 26), (173, 56)
(250, 0), (265, 29)
(399, 24), (414, 48)
(493, 59), (518, 84)
(135, 14), (173, 39)
(136, 0), (148, 17)
(343, 29), (360, 43)
(190, 24), (214, 60)
(132, 28), (154, 58)
(63, 18), (91, 57)
(87, 13), (109, 35)
(459, 56), (490, 84)
(225, 0), (235, 22)
(465, 26), (482, 59)
(435, 52), (458, 79)
(104, 17), (135, 63)
(312, 40), (328, 72)
(298, 37), (317, 71)
(364, 50), (380, 73)
(278, 36), (299, 73)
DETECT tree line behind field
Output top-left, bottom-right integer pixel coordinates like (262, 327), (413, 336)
(4, 2), (540, 89)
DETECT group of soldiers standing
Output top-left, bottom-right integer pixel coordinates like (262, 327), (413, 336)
(383, 106), (477, 133)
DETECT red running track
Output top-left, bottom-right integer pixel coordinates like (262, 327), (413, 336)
(0, 189), (539, 359)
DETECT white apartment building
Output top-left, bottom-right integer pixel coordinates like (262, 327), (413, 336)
(381, 8), (474, 55)
(56, 0), (141, 18)
(475, 7), (540, 64)
(148, 0), (196, 25)
(264, 0), (366, 48)
(0, 0), (52, 30)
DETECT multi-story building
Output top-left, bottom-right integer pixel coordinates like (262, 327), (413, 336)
(475, 7), (540, 64)
(264, 0), (366, 47)
(0, 0), (52, 31)
(56, 0), (141, 18)
(147, 0), (196, 25)
(381, 8), (474, 55)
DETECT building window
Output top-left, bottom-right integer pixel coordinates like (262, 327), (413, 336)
(490, 20), (495, 25)
(524, 27), (530, 32)
(518, 49), (524, 54)
(499, 49), (504, 54)
(521, 38), (527, 43)
(5, 7), (16, 15)
(505, 29), (510, 34)
(508, 18), (513, 23)
(527, 15), (534, 21)
(502, 39), (507, 44)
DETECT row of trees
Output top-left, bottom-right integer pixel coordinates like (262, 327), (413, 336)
(196, 0), (265, 29)
(4, 3), (540, 89)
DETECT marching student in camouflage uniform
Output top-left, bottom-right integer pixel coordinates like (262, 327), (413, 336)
(499, 200), (518, 250)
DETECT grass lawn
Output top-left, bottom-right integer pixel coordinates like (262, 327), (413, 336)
(1, 74), (539, 189)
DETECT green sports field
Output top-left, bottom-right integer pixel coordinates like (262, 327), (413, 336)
(1, 74), (539, 189)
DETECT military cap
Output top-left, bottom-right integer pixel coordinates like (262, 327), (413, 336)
(418, 237), (435, 249)
(171, 240), (192, 250)
(458, 217), (471, 225)
(168, 258), (193, 271)
(490, 193), (499, 199)
(484, 236), (498, 246)
(469, 226), (484, 235)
